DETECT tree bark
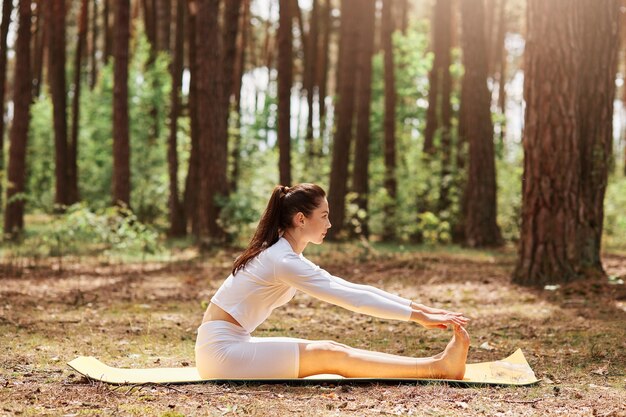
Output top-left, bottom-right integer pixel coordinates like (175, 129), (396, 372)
(327, 0), (359, 239)
(167, 0), (186, 237)
(4, 0), (32, 237)
(195, 0), (226, 243)
(513, 0), (581, 286)
(514, 0), (620, 287)
(90, 0), (98, 89)
(220, 0), (241, 191)
(156, 0), (171, 52)
(31, 0), (45, 98)
(184, 1), (200, 235)
(305, 0), (319, 157)
(381, 0), (397, 241)
(112, 0), (131, 207)
(351, 0), (376, 239)
(575, 0), (620, 274)
(459, 0), (502, 247)
(422, 0), (452, 158)
(47, 0), (71, 208)
(277, 0), (293, 186)
(69, 0), (88, 204)
(0, 0), (14, 209)
(316, 0), (331, 152)
(230, 0), (250, 192)
(104, 0), (112, 64)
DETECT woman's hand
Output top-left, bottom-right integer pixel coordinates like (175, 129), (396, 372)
(410, 310), (470, 330)
(410, 302), (467, 320)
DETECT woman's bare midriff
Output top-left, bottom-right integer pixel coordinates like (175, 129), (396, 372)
(201, 302), (244, 328)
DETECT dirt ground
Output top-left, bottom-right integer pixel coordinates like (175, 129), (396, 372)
(1, 243), (625, 416)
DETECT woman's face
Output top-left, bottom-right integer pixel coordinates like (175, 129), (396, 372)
(302, 198), (332, 244)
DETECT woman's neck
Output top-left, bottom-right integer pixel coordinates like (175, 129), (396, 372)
(282, 229), (307, 255)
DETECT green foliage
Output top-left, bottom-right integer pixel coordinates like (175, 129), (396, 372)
(603, 174), (626, 250)
(3, 203), (163, 260)
(367, 21), (460, 243)
(77, 23), (173, 224)
(26, 92), (55, 210)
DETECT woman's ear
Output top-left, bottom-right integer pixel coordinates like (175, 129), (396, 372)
(295, 212), (305, 227)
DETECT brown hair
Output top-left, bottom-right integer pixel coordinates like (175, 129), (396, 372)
(231, 183), (326, 275)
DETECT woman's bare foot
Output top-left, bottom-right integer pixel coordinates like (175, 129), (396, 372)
(431, 325), (470, 379)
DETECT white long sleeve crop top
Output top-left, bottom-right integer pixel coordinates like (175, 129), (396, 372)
(210, 237), (414, 333)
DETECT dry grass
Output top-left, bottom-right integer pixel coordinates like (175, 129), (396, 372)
(1, 243), (625, 416)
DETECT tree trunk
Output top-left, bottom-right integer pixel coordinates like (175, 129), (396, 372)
(142, 0), (157, 49)
(156, 0), (171, 52)
(327, 0), (359, 239)
(90, 0), (98, 89)
(460, 0), (502, 247)
(422, 0), (452, 157)
(31, 0), (45, 98)
(0, 0), (14, 209)
(220, 0), (241, 190)
(184, 1), (200, 235)
(47, 0), (71, 208)
(4, 0), (32, 238)
(316, 0), (331, 153)
(112, 0), (131, 207)
(381, 0), (397, 241)
(513, 0), (581, 286)
(195, 0), (226, 243)
(277, 0), (293, 186)
(104, 0), (112, 64)
(514, 0), (620, 287)
(167, 0), (186, 237)
(69, 0), (88, 205)
(495, 0), (507, 143)
(576, 0), (620, 274)
(351, 0), (376, 239)
(305, 0), (319, 157)
(230, 0), (250, 192)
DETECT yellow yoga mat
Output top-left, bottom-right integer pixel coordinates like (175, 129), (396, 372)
(67, 348), (539, 387)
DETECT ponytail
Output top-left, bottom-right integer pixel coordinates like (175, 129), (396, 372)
(232, 183), (326, 275)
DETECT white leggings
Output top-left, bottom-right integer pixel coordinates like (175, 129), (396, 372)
(195, 320), (311, 379)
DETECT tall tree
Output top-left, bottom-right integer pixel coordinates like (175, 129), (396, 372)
(0, 0), (14, 209)
(112, 0), (131, 207)
(229, 0), (251, 192)
(69, 0), (89, 204)
(303, 0), (319, 159)
(31, 0), (45, 98)
(195, 0), (226, 242)
(277, 0), (293, 186)
(381, 0), (397, 241)
(513, 0), (620, 286)
(167, 0), (186, 236)
(90, 0), (98, 89)
(104, 0), (112, 63)
(220, 0), (242, 187)
(4, 0), (32, 237)
(156, 0), (171, 52)
(513, 0), (580, 285)
(327, 0), (359, 239)
(575, 0), (620, 273)
(316, 0), (332, 152)
(47, 0), (71, 208)
(351, 0), (376, 238)
(422, 0), (453, 156)
(459, 0), (502, 247)
(184, 1), (200, 235)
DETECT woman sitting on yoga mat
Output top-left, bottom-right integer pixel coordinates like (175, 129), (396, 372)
(195, 183), (470, 379)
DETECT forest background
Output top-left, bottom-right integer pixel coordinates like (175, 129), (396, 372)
(0, 0), (625, 416)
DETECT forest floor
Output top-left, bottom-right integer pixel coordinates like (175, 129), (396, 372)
(0, 241), (625, 416)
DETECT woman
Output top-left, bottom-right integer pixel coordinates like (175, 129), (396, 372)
(195, 183), (470, 379)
